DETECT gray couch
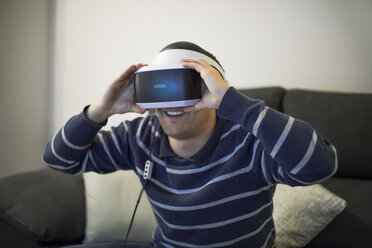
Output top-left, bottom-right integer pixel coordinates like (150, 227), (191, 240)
(1, 87), (371, 247)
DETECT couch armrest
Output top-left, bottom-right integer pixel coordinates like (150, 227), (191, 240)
(0, 168), (85, 246)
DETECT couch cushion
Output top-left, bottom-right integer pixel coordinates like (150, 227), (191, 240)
(282, 89), (372, 179)
(239, 87), (285, 111)
(305, 178), (372, 247)
(0, 168), (85, 245)
(82, 171), (157, 244)
(322, 178), (372, 228)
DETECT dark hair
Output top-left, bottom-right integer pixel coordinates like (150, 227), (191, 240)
(160, 41), (224, 71)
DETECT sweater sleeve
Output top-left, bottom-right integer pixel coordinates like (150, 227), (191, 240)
(217, 87), (338, 186)
(42, 106), (135, 175)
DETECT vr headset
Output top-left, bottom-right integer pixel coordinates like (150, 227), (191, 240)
(134, 49), (225, 109)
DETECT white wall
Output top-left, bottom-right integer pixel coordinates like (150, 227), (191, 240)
(0, 0), (50, 179)
(52, 0), (372, 134)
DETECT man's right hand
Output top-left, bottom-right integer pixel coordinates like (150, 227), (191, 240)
(86, 63), (147, 124)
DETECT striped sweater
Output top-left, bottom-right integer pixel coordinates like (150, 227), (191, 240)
(43, 87), (337, 248)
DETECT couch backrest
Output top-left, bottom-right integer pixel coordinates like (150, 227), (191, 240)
(282, 89), (372, 180)
(239, 87), (285, 112)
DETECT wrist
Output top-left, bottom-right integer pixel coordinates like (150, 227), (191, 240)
(215, 86), (229, 108)
(218, 85), (229, 101)
(85, 105), (111, 124)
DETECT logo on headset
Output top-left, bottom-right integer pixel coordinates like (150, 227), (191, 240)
(153, 83), (167, 89)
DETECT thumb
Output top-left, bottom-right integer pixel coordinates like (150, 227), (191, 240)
(129, 104), (147, 114)
(183, 100), (205, 112)
(193, 100), (205, 110)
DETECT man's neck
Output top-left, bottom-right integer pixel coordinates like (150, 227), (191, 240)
(169, 115), (217, 159)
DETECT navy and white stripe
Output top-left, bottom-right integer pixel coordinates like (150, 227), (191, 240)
(43, 87), (337, 248)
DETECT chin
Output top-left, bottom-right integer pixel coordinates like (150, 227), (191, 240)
(163, 128), (188, 140)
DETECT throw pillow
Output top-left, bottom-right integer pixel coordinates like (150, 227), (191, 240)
(83, 171), (157, 244)
(273, 184), (346, 248)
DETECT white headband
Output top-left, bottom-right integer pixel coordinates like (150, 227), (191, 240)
(136, 49), (226, 80)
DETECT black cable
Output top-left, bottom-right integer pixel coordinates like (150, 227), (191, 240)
(123, 180), (148, 248)
(123, 118), (159, 248)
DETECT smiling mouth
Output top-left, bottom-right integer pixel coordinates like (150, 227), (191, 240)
(166, 110), (184, 117)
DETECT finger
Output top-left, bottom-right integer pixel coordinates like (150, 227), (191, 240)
(118, 63), (145, 82)
(135, 63), (148, 70)
(181, 58), (209, 66)
(114, 65), (136, 84)
(132, 106), (147, 114)
(133, 104), (148, 114)
(180, 60), (205, 74)
(128, 63), (148, 83)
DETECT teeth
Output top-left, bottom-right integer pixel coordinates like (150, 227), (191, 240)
(167, 111), (184, 116)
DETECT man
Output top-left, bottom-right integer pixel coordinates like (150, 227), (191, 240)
(43, 41), (337, 248)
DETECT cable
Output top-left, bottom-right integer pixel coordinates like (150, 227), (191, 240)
(123, 118), (159, 248)
(123, 180), (148, 248)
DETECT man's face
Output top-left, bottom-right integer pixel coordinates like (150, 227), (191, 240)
(155, 107), (216, 140)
